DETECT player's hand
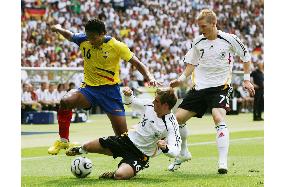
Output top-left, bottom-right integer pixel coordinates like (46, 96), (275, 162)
(122, 87), (133, 96)
(169, 79), (181, 88)
(51, 24), (62, 32)
(243, 80), (255, 96)
(149, 78), (162, 87)
(157, 140), (167, 150)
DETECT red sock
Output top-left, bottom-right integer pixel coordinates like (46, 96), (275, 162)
(57, 109), (72, 141)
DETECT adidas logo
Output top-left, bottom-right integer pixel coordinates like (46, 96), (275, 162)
(218, 132), (225, 138)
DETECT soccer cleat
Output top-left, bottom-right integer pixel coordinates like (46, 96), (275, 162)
(66, 146), (83, 156)
(218, 163), (228, 174)
(99, 171), (115, 179)
(168, 152), (192, 171)
(48, 139), (69, 155)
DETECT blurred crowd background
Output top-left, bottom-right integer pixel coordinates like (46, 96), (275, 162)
(21, 0), (264, 116)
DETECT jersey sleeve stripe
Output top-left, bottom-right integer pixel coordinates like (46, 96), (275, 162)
(195, 37), (207, 46)
(232, 36), (247, 56)
(217, 35), (232, 45)
(144, 104), (154, 107)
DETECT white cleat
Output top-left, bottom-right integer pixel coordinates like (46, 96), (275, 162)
(218, 162), (228, 174)
(168, 152), (192, 171)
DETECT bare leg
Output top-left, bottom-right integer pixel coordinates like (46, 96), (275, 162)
(114, 163), (135, 180)
(84, 140), (135, 180)
(175, 108), (196, 125)
(60, 89), (91, 110)
(83, 139), (113, 156)
(107, 114), (128, 135)
(48, 90), (92, 155)
(58, 90), (91, 140)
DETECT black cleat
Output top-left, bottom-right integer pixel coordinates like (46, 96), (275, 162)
(66, 146), (82, 156)
(218, 168), (228, 174)
(99, 171), (115, 179)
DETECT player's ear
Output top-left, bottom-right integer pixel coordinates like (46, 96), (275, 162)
(163, 103), (170, 111)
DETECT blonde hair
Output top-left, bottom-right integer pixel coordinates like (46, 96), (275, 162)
(197, 9), (217, 24)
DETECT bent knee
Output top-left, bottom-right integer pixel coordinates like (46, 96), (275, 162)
(60, 98), (72, 109)
(82, 142), (92, 152)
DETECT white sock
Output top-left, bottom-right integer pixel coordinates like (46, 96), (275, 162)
(179, 124), (190, 156)
(60, 138), (69, 143)
(80, 145), (88, 154)
(216, 122), (229, 167)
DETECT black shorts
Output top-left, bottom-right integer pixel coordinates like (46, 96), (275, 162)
(179, 85), (232, 118)
(99, 133), (149, 174)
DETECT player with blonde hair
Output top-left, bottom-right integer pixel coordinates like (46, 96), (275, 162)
(169, 9), (255, 174)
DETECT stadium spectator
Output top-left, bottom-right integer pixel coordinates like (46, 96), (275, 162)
(132, 65), (145, 86)
(67, 82), (76, 92)
(237, 85), (254, 113)
(35, 81), (49, 106)
(251, 61), (264, 121)
(47, 18), (160, 155)
(28, 83), (39, 102)
(128, 74), (139, 95)
(169, 9), (255, 174)
(65, 87), (181, 180)
(128, 74), (140, 118)
(41, 83), (57, 111)
(21, 83), (41, 112)
(36, 82), (56, 111)
(231, 83), (243, 113)
(54, 83), (67, 104)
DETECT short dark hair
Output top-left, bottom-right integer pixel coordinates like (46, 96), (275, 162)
(156, 87), (177, 110)
(85, 19), (106, 34)
(69, 82), (75, 87)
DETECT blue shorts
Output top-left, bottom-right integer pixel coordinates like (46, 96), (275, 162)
(78, 83), (125, 116)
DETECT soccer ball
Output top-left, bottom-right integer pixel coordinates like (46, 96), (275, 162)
(71, 156), (93, 178)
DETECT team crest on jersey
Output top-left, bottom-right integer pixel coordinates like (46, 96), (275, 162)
(103, 51), (109, 59)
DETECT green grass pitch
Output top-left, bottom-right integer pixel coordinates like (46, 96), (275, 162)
(22, 113), (264, 187)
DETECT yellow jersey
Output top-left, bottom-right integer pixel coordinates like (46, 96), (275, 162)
(72, 34), (133, 86)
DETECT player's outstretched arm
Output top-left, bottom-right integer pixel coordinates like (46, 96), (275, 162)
(129, 56), (161, 87)
(169, 63), (195, 88)
(50, 24), (74, 41)
(123, 87), (149, 114)
(242, 61), (255, 96)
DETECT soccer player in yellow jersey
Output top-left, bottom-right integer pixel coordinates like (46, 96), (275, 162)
(47, 19), (160, 155)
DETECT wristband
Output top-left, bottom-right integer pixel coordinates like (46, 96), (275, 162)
(178, 74), (187, 82)
(243, 74), (250, 81)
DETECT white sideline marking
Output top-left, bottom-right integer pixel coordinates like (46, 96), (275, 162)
(190, 137), (263, 146)
(22, 155), (65, 161)
(22, 137), (263, 161)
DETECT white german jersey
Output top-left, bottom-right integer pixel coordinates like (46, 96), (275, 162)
(35, 89), (48, 101)
(184, 30), (251, 90)
(21, 91), (32, 102)
(124, 95), (181, 158)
